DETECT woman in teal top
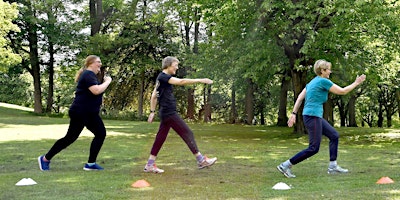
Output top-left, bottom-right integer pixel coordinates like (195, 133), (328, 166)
(277, 59), (366, 178)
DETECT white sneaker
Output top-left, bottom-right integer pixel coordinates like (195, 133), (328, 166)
(327, 165), (349, 174)
(277, 164), (296, 178)
(198, 156), (217, 169)
(144, 164), (164, 173)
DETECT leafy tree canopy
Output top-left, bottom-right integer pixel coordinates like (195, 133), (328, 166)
(0, 0), (21, 72)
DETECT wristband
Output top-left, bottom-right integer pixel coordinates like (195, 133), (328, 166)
(292, 112), (297, 115)
(150, 110), (155, 113)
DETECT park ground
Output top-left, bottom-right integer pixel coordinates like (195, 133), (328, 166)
(1, 102), (400, 200)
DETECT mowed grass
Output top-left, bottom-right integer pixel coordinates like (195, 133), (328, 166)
(1, 104), (400, 200)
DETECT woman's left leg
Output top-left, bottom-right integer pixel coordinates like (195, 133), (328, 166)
(169, 114), (199, 154)
(321, 119), (339, 161)
(85, 113), (107, 163)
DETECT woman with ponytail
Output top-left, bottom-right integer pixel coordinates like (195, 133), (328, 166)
(38, 55), (112, 171)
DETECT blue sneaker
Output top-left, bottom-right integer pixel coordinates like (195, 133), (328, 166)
(83, 163), (104, 171)
(38, 155), (50, 171)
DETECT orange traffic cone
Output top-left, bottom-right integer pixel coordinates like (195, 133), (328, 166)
(131, 179), (151, 188)
(376, 176), (394, 184)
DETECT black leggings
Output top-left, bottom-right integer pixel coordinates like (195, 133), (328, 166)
(150, 113), (199, 156)
(45, 110), (106, 163)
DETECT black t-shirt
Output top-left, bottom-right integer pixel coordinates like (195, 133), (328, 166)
(156, 72), (176, 119)
(69, 70), (103, 113)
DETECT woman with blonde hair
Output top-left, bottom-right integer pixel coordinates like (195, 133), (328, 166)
(277, 59), (366, 178)
(38, 55), (112, 171)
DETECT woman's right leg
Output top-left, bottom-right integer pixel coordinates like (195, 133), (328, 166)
(278, 116), (323, 178)
(150, 118), (171, 157)
(45, 110), (84, 160)
(144, 118), (171, 173)
(289, 115), (323, 165)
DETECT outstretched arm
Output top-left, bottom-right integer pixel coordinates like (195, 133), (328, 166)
(168, 77), (213, 86)
(287, 88), (306, 127)
(329, 74), (366, 95)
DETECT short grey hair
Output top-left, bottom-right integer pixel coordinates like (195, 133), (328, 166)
(162, 56), (179, 69)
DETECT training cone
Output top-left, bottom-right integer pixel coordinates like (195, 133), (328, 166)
(272, 182), (291, 190)
(131, 179), (151, 188)
(15, 178), (37, 186)
(376, 176), (394, 184)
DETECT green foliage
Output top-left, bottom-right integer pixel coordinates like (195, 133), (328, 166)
(0, 72), (32, 106)
(0, 0), (21, 71)
(2, 0), (399, 126)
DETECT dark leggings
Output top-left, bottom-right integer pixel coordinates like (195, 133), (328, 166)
(290, 115), (339, 165)
(150, 113), (199, 156)
(45, 110), (106, 163)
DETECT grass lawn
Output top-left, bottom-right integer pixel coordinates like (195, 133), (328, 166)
(1, 103), (400, 199)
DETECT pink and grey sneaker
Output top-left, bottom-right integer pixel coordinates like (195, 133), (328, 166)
(198, 156), (217, 169)
(144, 164), (164, 173)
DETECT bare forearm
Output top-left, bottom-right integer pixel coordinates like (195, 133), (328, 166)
(169, 77), (213, 86)
(342, 82), (360, 95)
(179, 78), (205, 85)
(292, 89), (306, 114)
(150, 97), (157, 111)
(292, 99), (303, 114)
(90, 80), (111, 95)
(330, 74), (366, 95)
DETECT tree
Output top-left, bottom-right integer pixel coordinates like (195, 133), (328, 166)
(37, 0), (85, 113)
(83, 0), (178, 118)
(0, 0), (21, 72)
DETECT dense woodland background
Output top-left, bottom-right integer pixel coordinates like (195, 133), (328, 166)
(0, 0), (399, 134)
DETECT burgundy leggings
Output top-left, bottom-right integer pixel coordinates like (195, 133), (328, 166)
(150, 113), (199, 156)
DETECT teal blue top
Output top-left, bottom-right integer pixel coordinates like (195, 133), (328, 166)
(303, 76), (333, 118)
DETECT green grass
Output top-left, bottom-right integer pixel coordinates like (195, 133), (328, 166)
(1, 104), (400, 199)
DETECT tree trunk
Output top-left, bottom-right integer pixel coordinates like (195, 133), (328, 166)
(187, 88), (195, 120)
(338, 98), (347, 127)
(397, 88), (400, 118)
(203, 85), (212, 122)
(244, 78), (254, 125)
(182, 14), (195, 120)
(386, 109), (392, 127)
(291, 69), (306, 134)
(229, 85), (237, 124)
(138, 70), (144, 118)
(46, 41), (55, 113)
(90, 0), (103, 36)
(323, 97), (334, 125)
(377, 104), (384, 127)
(260, 109), (265, 125)
(348, 95), (358, 127)
(44, 5), (56, 114)
(26, 1), (42, 113)
(277, 71), (290, 126)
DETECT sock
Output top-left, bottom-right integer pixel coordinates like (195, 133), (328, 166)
(42, 156), (50, 162)
(196, 153), (204, 163)
(282, 160), (292, 168)
(87, 162), (95, 167)
(147, 159), (155, 167)
(329, 161), (337, 168)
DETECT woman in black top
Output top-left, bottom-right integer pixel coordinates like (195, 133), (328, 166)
(145, 56), (217, 173)
(38, 55), (112, 171)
